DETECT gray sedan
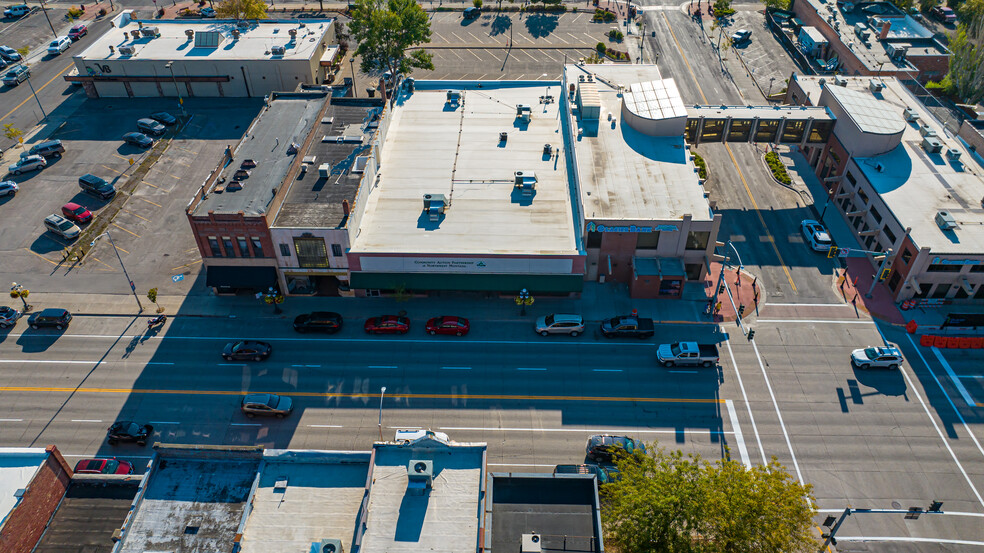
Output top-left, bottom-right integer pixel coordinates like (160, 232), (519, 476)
(241, 393), (293, 418)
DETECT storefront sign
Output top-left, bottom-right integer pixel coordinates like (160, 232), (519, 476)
(932, 257), (982, 265)
(359, 256), (574, 274)
(586, 222), (678, 233)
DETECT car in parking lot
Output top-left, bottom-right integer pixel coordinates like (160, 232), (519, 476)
(78, 173), (117, 199)
(23, 139), (64, 158)
(0, 58), (6, 70)
(106, 421), (153, 445)
(535, 313), (584, 336)
(44, 213), (81, 239)
(585, 435), (645, 463)
(0, 306), (21, 328)
(68, 24), (87, 40)
(0, 45), (22, 62)
(47, 36), (71, 55)
(137, 118), (166, 136)
(61, 202), (92, 224)
(3, 5), (30, 18)
(463, 6), (481, 18)
(731, 29), (752, 44)
(222, 340), (272, 361)
(200, 6), (216, 17)
(8, 154), (45, 175)
(293, 311), (342, 333)
(0, 180), (17, 197)
(241, 393), (293, 418)
(3, 65), (29, 86)
(930, 5), (956, 23)
(123, 132), (154, 148)
(73, 458), (134, 474)
(364, 315), (410, 334)
(425, 316), (469, 336)
(851, 345), (904, 369)
(800, 219), (832, 252)
(150, 111), (177, 126)
(28, 308), (72, 329)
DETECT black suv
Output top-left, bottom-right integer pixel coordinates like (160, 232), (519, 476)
(106, 421), (154, 445)
(28, 308), (72, 329)
(585, 435), (644, 463)
(293, 311), (342, 333)
(79, 173), (117, 200)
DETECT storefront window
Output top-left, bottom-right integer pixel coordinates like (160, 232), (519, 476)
(685, 263), (703, 280)
(208, 237), (222, 257)
(686, 231), (710, 250)
(636, 232), (660, 250)
(587, 231), (602, 248)
(294, 238), (329, 268)
(659, 279), (683, 297)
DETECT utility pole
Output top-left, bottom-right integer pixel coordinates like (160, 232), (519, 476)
(866, 248), (893, 298)
(38, 0), (57, 38)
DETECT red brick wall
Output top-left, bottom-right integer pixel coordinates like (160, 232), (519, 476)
(0, 446), (72, 553)
(906, 54), (950, 84)
(598, 232), (638, 283)
(187, 212), (274, 259)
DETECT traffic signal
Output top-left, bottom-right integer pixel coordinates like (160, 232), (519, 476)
(827, 246), (839, 258)
(737, 305), (745, 317)
(879, 267), (891, 281)
(821, 532), (837, 546)
(928, 501), (943, 512)
(747, 329), (755, 341)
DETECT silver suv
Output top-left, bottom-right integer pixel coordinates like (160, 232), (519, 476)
(535, 313), (585, 336)
(851, 346), (904, 370)
(43, 214), (81, 240)
(9, 154), (46, 175)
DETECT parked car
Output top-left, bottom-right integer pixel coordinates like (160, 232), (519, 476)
(122, 132), (154, 148)
(8, 154), (46, 175)
(463, 6), (481, 18)
(0, 58), (6, 70)
(61, 202), (92, 224)
(801, 219), (833, 252)
(930, 5), (956, 23)
(73, 458), (134, 474)
(68, 23), (88, 40)
(657, 341), (720, 368)
(364, 315), (410, 334)
(47, 36), (71, 55)
(43, 214), (80, 240)
(731, 29), (751, 44)
(241, 393), (293, 418)
(28, 308), (72, 329)
(585, 435), (644, 463)
(601, 315), (655, 338)
(222, 340), (272, 361)
(106, 421), (153, 445)
(200, 6), (216, 17)
(136, 118), (166, 136)
(0, 180), (17, 197)
(23, 139), (64, 158)
(150, 111), (177, 126)
(2, 65), (29, 86)
(78, 173), (117, 199)
(293, 311), (342, 333)
(425, 316), (470, 336)
(553, 464), (615, 483)
(0, 45), (22, 62)
(0, 306), (21, 328)
(535, 313), (584, 336)
(3, 4), (30, 18)
(851, 345), (904, 369)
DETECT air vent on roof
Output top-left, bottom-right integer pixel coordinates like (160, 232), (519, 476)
(919, 124), (937, 137)
(834, 75), (848, 87)
(140, 26), (160, 38)
(118, 45), (135, 56)
(946, 148), (962, 160)
(130, 29), (141, 40)
(185, 29), (195, 39)
(903, 108), (919, 122)
(521, 534), (543, 553)
(868, 79), (884, 92)
(935, 211), (957, 230)
(516, 104), (532, 122)
(231, 28), (240, 39)
(311, 539), (344, 553)
(515, 170), (537, 196)
(922, 136), (943, 153)
(853, 23), (869, 39)
(271, 45), (286, 56)
(407, 459), (433, 495)
(422, 194), (447, 222)
(194, 30), (224, 48)
(289, 28), (297, 38)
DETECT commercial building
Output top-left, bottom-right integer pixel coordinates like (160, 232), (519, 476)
(67, 11), (338, 98)
(787, 74), (984, 302)
(33, 479), (140, 553)
(0, 447), (73, 553)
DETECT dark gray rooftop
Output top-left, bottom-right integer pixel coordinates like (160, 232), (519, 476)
(273, 99), (380, 228)
(192, 92), (329, 217)
(489, 475), (601, 553)
(34, 480), (140, 553)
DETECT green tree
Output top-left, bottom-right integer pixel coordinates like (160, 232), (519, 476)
(147, 287), (162, 312)
(712, 0), (735, 17)
(473, 0), (483, 7)
(3, 123), (23, 142)
(215, 0), (268, 20)
(764, 0), (791, 9)
(601, 444), (818, 553)
(348, 0), (433, 80)
(16, 46), (29, 58)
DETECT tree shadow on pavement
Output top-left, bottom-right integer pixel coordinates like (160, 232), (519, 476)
(524, 13), (559, 38)
(489, 14), (512, 36)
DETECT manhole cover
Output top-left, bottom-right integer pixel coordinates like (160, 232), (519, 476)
(891, 501), (902, 509)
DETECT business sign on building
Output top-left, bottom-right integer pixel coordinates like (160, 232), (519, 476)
(932, 257), (983, 265)
(359, 256), (574, 274)
(586, 221), (678, 233)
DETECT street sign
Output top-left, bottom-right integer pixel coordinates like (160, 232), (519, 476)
(172, 274), (184, 283)
(129, 280), (136, 291)
(838, 247), (851, 257)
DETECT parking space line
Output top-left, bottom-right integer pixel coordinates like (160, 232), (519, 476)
(167, 174), (182, 180)
(120, 208), (152, 223)
(468, 50), (483, 60)
(930, 347), (976, 406)
(141, 180), (164, 190)
(111, 223), (140, 238)
(111, 154), (130, 161)
(100, 165), (122, 174)
(112, 245), (130, 254)
(88, 256), (118, 271)
(135, 197), (162, 207)
(451, 31), (466, 43)
(22, 248), (58, 266)
(185, 247), (200, 253)
(170, 259), (202, 271)
(0, 63), (73, 124)
(484, 49), (502, 62)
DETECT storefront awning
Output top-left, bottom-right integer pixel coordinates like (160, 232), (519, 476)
(632, 257), (686, 278)
(205, 266), (277, 289)
(350, 272), (583, 293)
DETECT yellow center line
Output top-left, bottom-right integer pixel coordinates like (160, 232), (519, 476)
(22, 247), (58, 266)
(0, 63), (73, 124)
(111, 223), (140, 238)
(171, 259), (202, 271)
(662, 13), (707, 104)
(135, 197), (163, 208)
(120, 208), (152, 223)
(0, 386), (726, 404)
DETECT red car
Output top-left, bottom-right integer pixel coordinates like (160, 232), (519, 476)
(73, 458), (134, 475)
(61, 202), (92, 224)
(68, 23), (88, 40)
(364, 315), (410, 334)
(425, 316), (470, 336)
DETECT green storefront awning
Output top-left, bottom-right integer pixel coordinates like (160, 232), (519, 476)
(350, 272), (584, 293)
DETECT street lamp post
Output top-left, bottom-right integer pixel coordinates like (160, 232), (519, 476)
(25, 75), (47, 121)
(767, 76), (776, 98)
(819, 186), (836, 220)
(165, 62), (186, 117)
(349, 57), (358, 98)
(515, 288), (534, 316)
(377, 386), (386, 441)
(91, 232), (143, 312)
(10, 283), (32, 312)
(712, 240), (743, 307)
(38, 0), (57, 38)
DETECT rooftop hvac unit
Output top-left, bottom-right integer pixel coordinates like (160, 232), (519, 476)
(868, 79), (884, 92)
(853, 23), (868, 39)
(903, 107), (919, 122)
(185, 29), (195, 39)
(140, 26), (160, 38)
(271, 45), (286, 56)
(118, 45), (136, 56)
(407, 460), (433, 495)
(422, 194), (447, 222)
(833, 75), (848, 86)
(946, 148), (962, 160)
(310, 538), (344, 553)
(318, 163), (331, 177)
(521, 534), (543, 553)
(922, 136), (943, 153)
(516, 104), (532, 122)
(919, 124), (937, 137)
(935, 210), (957, 230)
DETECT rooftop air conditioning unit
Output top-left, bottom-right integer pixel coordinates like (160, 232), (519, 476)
(521, 534), (543, 553)
(311, 538), (344, 553)
(422, 194), (447, 222)
(946, 148), (962, 160)
(407, 460), (433, 495)
(140, 26), (160, 37)
(853, 23), (868, 38)
(903, 108), (919, 122)
(935, 210), (957, 230)
(922, 136), (943, 153)
(118, 45), (136, 56)
(834, 75), (848, 86)
(318, 163), (331, 177)
(919, 124), (937, 137)
(868, 79), (884, 92)
(271, 45), (286, 56)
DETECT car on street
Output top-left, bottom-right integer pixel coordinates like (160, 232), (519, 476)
(800, 219), (832, 252)
(73, 458), (134, 474)
(24, 139), (64, 158)
(600, 315), (654, 338)
(122, 132), (154, 148)
(47, 36), (71, 55)
(68, 23), (88, 40)
(586, 435), (644, 463)
(930, 5), (956, 23)
(425, 315), (470, 336)
(61, 202), (92, 224)
(535, 313), (584, 336)
(0, 180), (18, 197)
(851, 345), (904, 369)
(554, 463), (617, 483)
(106, 421), (153, 445)
(0, 306), (21, 328)
(44, 213), (81, 239)
(0, 57), (6, 70)
(150, 111), (177, 126)
(78, 173), (117, 199)
(200, 6), (216, 17)
(364, 315), (410, 334)
(8, 154), (46, 175)
(731, 29), (752, 44)
(3, 65), (29, 86)
(293, 311), (342, 333)
(0, 45), (22, 62)
(3, 5), (30, 18)
(28, 308), (72, 329)
(136, 118), (167, 136)
(241, 393), (293, 418)
(222, 340), (272, 361)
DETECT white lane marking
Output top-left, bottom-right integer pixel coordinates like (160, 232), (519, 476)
(834, 537), (984, 546)
(900, 336), (984, 507)
(0, 418), (24, 421)
(957, 374), (984, 379)
(71, 419), (103, 423)
(217, 363), (245, 367)
(725, 399), (750, 469)
(307, 424), (344, 428)
(61, 453), (154, 459)
(369, 365), (398, 369)
(148, 421), (180, 425)
(441, 366), (472, 370)
(755, 319), (872, 324)
(724, 338), (766, 465)
(488, 463), (557, 467)
(930, 347), (976, 406)
(816, 508), (984, 517)
(0, 359), (175, 365)
(439, 426), (734, 435)
(230, 423), (261, 426)
(291, 364), (322, 368)
(765, 303), (852, 307)
(751, 339), (804, 484)
(517, 367), (547, 371)
(592, 369), (623, 372)
(669, 370), (698, 374)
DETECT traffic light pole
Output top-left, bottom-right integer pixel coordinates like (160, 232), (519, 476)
(820, 502), (944, 551)
(866, 248), (893, 298)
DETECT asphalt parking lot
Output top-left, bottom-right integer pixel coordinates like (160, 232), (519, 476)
(726, 9), (799, 98)
(416, 46), (597, 80)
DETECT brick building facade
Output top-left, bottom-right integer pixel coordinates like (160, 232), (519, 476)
(0, 446), (73, 553)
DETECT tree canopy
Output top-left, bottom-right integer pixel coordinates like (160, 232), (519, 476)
(940, 0), (984, 103)
(348, 0), (434, 81)
(215, 0), (268, 20)
(601, 444), (818, 553)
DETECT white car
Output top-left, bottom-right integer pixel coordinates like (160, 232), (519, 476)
(851, 346), (904, 370)
(47, 36), (71, 55)
(801, 219), (832, 252)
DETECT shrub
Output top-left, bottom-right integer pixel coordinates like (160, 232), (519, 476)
(98, 7), (107, 15)
(765, 151), (791, 185)
(615, 30), (624, 40)
(693, 153), (707, 179)
(474, 0), (482, 7)
(596, 41), (606, 53)
(67, 7), (83, 18)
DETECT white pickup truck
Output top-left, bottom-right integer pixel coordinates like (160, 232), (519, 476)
(656, 341), (720, 368)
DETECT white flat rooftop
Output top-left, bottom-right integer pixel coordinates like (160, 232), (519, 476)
(351, 82), (578, 255)
(565, 65), (712, 222)
(0, 448), (47, 527)
(78, 12), (333, 62)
